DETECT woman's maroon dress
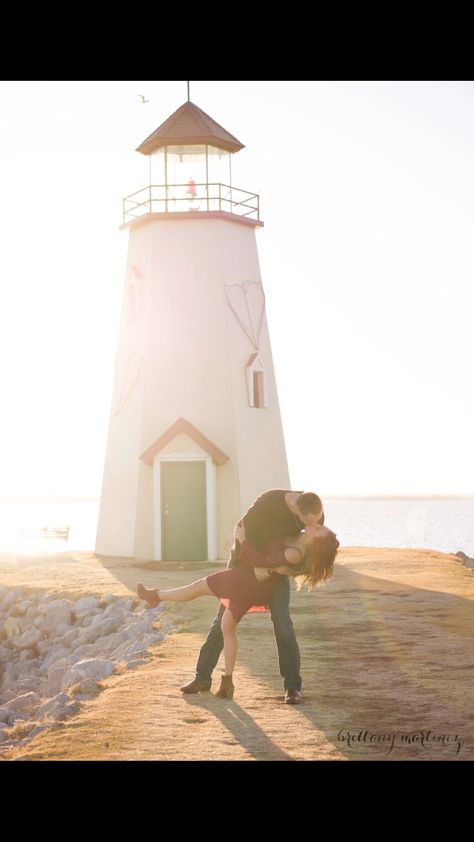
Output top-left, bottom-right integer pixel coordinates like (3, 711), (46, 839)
(206, 537), (287, 622)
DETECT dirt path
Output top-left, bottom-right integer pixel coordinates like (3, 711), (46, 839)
(1, 547), (473, 760)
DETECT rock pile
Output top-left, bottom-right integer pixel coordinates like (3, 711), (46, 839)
(0, 586), (171, 750)
(454, 551), (474, 570)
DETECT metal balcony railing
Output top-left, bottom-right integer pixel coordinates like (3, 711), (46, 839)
(123, 182), (260, 225)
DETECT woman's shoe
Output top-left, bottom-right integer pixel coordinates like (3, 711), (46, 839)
(215, 674), (234, 700)
(137, 582), (161, 608)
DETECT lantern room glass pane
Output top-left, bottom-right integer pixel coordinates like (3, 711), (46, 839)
(150, 148), (165, 185)
(207, 145), (231, 186)
(166, 145), (207, 189)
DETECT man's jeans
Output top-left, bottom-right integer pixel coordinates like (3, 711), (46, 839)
(195, 543), (302, 691)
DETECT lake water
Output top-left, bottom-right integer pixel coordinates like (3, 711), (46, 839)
(323, 497), (474, 556)
(0, 499), (101, 554)
(0, 497), (473, 557)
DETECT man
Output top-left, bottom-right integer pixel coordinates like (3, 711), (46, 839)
(180, 489), (325, 704)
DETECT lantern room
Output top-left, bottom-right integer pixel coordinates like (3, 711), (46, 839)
(123, 100), (260, 223)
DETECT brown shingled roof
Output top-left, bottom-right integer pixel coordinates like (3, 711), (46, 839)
(136, 100), (244, 155)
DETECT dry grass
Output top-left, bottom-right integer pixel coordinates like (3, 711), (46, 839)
(0, 546), (473, 761)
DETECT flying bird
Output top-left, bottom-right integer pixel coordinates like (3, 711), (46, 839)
(138, 94), (149, 103)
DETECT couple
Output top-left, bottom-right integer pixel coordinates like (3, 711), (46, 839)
(137, 489), (339, 704)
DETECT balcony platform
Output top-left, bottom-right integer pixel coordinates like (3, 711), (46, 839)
(122, 182), (261, 228)
(120, 209), (264, 231)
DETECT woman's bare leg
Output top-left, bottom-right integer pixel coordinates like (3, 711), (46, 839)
(159, 578), (213, 602)
(137, 578), (213, 608)
(221, 607), (238, 675)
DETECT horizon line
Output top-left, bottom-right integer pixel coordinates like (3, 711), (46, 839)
(323, 494), (474, 500)
(1, 494), (474, 503)
(0, 496), (101, 503)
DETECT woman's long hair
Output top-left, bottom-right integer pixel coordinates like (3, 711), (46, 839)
(295, 529), (339, 590)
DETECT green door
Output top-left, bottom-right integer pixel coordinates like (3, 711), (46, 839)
(161, 461), (207, 561)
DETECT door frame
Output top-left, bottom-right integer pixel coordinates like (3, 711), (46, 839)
(152, 453), (217, 561)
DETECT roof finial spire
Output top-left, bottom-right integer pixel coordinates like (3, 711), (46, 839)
(187, 81), (190, 101)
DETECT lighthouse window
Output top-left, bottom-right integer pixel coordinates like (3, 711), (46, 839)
(246, 355), (268, 408)
(253, 372), (265, 408)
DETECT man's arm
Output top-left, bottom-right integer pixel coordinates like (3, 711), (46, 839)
(238, 537), (303, 570)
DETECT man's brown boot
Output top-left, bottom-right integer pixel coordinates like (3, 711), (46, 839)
(284, 688), (302, 705)
(180, 675), (212, 694)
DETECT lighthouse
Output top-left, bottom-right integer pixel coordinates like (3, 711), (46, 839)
(95, 97), (290, 562)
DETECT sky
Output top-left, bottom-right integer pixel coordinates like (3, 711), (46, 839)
(0, 80), (473, 498)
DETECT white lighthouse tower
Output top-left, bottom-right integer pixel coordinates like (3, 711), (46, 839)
(96, 97), (290, 561)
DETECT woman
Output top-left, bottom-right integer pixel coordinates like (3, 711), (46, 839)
(137, 523), (339, 700)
